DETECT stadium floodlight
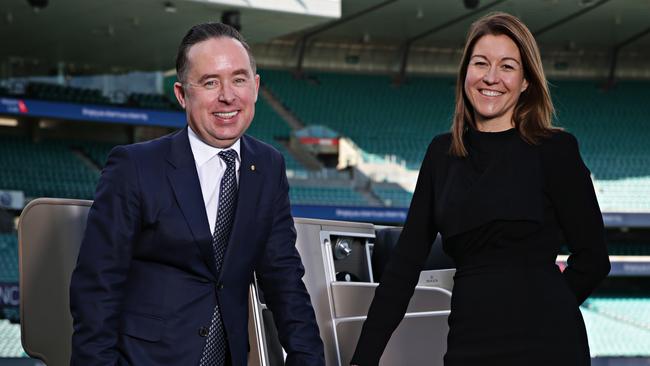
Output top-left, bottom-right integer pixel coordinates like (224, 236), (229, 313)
(222, 10), (241, 31)
(26, 0), (48, 10)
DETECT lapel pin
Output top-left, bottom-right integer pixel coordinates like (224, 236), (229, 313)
(250, 164), (256, 171)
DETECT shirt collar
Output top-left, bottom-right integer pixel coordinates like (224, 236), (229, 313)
(187, 125), (241, 167)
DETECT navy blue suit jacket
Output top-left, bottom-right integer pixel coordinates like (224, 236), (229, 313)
(70, 127), (324, 365)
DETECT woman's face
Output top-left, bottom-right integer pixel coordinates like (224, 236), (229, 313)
(464, 34), (529, 130)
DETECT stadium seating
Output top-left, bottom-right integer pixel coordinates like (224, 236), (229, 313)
(0, 137), (98, 200)
(371, 185), (413, 208)
(26, 82), (110, 105)
(581, 297), (650, 356)
(128, 92), (179, 110)
(248, 99), (308, 175)
(260, 70), (454, 169)
(0, 320), (25, 357)
(260, 71), (650, 212)
(289, 186), (370, 206)
(0, 233), (18, 283)
(605, 242), (650, 256)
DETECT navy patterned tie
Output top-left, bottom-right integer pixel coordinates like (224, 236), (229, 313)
(200, 149), (238, 366)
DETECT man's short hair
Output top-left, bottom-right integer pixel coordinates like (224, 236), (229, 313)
(175, 22), (257, 82)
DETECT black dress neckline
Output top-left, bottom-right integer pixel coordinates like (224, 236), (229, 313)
(467, 127), (517, 138)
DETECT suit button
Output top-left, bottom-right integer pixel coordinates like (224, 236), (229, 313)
(217, 282), (224, 290)
(199, 326), (209, 337)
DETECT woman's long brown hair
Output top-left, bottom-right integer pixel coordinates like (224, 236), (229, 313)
(450, 12), (556, 157)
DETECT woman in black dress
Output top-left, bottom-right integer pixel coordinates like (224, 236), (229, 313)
(351, 12), (610, 366)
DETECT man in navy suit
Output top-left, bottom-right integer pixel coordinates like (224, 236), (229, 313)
(70, 23), (325, 366)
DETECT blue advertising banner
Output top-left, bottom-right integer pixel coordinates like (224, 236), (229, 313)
(0, 97), (186, 128)
(291, 204), (408, 224)
(0, 282), (19, 308)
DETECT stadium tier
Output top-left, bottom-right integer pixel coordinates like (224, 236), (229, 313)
(0, 321), (24, 358)
(605, 243), (650, 256)
(289, 186), (370, 207)
(0, 234), (17, 283)
(260, 71), (650, 212)
(261, 70), (455, 170)
(248, 99), (308, 176)
(0, 137), (98, 200)
(127, 92), (179, 110)
(26, 82), (110, 105)
(371, 185), (414, 208)
(581, 297), (650, 357)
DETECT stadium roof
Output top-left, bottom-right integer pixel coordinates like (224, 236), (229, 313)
(1, 0), (649, 75)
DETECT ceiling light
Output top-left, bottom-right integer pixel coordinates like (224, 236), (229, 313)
(164, 2), (177, 13)
(26, 0), (48, 10)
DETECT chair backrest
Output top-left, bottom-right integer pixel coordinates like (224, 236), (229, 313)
(373, 227), (455, 282)
(293, 218), (452, 366)
(18, 198), (270, 366)
(19, 198), (91, 366)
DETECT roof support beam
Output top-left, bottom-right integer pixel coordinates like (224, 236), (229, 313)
(532, 0), (610, 36)
(606, 26), (650, 88)
(395, 0), (505, 85)
(295, 0), (398, 76)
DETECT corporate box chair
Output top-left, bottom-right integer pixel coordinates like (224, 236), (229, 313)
(292, 219), (453, 366)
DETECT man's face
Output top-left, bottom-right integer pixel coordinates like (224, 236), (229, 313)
(174, 37), (260, 148)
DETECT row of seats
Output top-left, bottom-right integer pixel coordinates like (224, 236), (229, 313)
(24, 82), (180, 110)
(289, 186), (370, 207)
(0, 137), (99, 200)
(594, 179), (650, 212)
(581, 297), (650, 356)
(127, 93), (180, 110)
(565, 242), (650, 256)
(26, 82), (110, 105)
(0, 233), (18, 282)
(372, 186), (413, 208)
(0, 320), (25, 357)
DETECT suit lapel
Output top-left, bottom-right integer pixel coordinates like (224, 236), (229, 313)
(219, 135), (264, 280)
(166, 127), (218, 279)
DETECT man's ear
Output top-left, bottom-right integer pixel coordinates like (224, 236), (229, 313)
(173, 81), (186, 109)
(254, 74), (260, 102)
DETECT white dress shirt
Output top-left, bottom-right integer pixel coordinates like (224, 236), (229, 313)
(188, 126), (241, 235)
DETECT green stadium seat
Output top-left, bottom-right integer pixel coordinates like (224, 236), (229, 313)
(581, 297), (650, 357)
(0, 320), (26, 357)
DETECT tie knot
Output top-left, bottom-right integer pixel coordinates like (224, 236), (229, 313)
(218, 149), (238, 166)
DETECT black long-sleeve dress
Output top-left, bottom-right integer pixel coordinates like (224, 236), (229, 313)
(351, 128), (611, 366)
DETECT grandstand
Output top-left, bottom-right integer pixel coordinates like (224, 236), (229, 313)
(1, 0), (649, 365)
